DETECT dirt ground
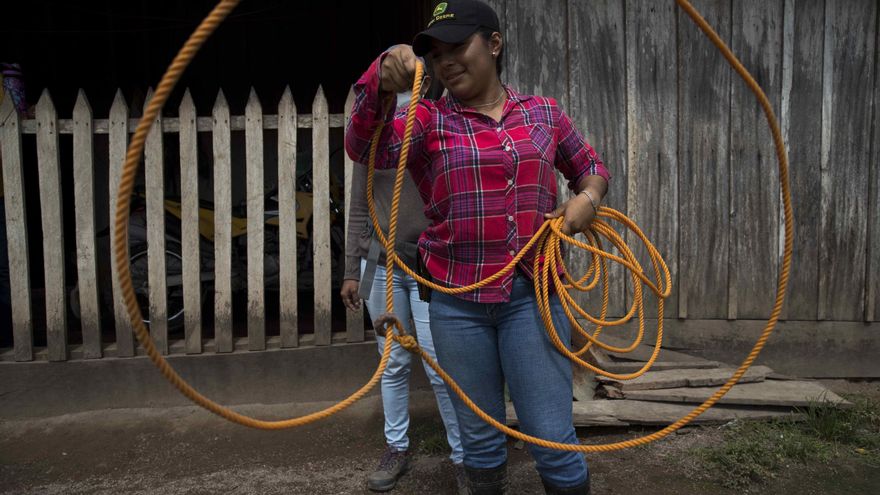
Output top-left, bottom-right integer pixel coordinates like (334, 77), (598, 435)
(1, 381), (878, 494)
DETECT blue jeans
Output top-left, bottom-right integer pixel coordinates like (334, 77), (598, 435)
(361, 259), (464, 464)
(429, 275), (588, 488)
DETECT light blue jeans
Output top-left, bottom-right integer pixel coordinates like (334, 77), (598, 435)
(429, 275), (588, 488)
(361, 259), (464, 464)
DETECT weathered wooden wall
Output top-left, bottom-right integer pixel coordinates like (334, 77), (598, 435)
(495, 0), (879, 324)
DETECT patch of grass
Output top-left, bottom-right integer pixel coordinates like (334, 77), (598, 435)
(692, 394), (880, 489)
(410, 420), (450, 456)
(801, 395), (880, 453)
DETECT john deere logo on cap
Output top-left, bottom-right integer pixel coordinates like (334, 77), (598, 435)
(433, 3), (448, 16)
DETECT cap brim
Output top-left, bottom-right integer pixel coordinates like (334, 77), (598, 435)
(412, 23), (481, 56)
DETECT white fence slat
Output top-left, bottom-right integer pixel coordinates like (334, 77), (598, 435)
(278, 87), (298, 347)
(144, 89), (168, 354)
(36, 90), (68, 361)
(212, 90), (233, 352)
(109, 91), (134, 356)
(72, 90), (102, 358)
(312, 87), (332, 346)
(179, 89), (202, 354)
(245, 89), (266, 351)
(343, 87), (364, 343)
(0, 97), (34, 361)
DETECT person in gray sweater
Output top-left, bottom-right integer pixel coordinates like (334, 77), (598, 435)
(341, 108), (464, 493)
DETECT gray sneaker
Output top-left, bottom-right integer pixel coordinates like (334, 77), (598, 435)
(367, 446), (409, 492)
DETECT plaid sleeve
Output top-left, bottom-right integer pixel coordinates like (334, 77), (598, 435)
(552, 102), (611, 191)
(344, 53), (432, 171)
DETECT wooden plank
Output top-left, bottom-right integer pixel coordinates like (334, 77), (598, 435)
(212, 91), (233, 353)
(588, 345), (722, 374)
(599, 365), (773, 391)
(36, 90), (68, 361)
(343, 87), (364, 343)
(819, 0), (876, 320)
(782, 0), (824, 320)
(312, 86), (332, 346)
(677, 0), (731, 319)
(278, 87), (299, 347)
(143, 89), (168, 354)
(729, 0), (784, 320)
(507, 400), (800, 427)
(866, 3), (880, 322)
(569, 0), (627, 317)
(72, 90), (102, 358)
(245, 89), (265, 351)
(607, 379), (851, 407)
(108, 90), (134, 357)
(625, 0), (679, 319)
(0, 97), (34, 361)
(506, 0), (568, 106)
(179, 89), (201, 354)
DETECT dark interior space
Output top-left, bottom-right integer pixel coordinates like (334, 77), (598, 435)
(0, 0), (432, 347)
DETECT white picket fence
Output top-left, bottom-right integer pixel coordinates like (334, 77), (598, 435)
(0, 86), (365, 362)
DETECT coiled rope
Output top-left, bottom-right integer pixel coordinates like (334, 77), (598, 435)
(114, 0), (792, 453)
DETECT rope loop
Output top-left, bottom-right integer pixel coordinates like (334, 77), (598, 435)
(112, 0), (793, 454)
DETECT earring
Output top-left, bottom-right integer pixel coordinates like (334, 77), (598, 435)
(492, 51), (497, 57)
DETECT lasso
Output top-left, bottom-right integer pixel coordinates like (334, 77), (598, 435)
(112, 0), (792, 453)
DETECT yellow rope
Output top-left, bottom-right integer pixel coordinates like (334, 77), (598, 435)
(113, 0), (793, 453)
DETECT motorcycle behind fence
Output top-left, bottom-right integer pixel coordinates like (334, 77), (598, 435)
(71, 166), (346, 333)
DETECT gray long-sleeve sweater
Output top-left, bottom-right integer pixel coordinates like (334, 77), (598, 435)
(343, 162), (430, 281)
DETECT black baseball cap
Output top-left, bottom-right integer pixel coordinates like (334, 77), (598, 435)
(412, 1), (501, 56)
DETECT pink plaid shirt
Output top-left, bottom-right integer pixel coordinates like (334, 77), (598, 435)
(345, 54), (610, 303)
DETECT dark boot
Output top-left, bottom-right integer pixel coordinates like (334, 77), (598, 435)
(366, 446), (409, 492)
(541, 475), (590, 495)
(465, 463), (508, 494)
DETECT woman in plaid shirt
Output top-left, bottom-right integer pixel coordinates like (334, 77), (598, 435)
(345, 2), (608, 493)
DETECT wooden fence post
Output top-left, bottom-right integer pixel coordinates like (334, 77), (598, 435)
(312, 86), (332, 346)
(245, 89), (266, 351)
(212, 90), (233, 353)
(0, 97), (34, 361)
(36, 90), (68, 361)
(179, 89), (202, 354)
(278, 87), (299, 347)
(73, 90), (102, 358)
(109, 91), (134, 357)
(144, 88), (168, 354)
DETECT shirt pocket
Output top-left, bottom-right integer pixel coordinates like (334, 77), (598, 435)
(526, 123), (555, 164)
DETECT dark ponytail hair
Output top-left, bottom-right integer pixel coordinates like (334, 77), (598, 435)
(477, 27), (503, 77)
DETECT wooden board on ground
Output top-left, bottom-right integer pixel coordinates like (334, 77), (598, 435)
(604, 380), (851, 408)
(506, 400), (800, 427)
(599, 365), (773, 391)
(587, 345), (721, 375)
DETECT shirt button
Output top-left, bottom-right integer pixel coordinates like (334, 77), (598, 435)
(504, 145), (511, 152)
(496, 126), (502, 132)
(509, 250), (516, 256)
(507, 179), (513, 186)
(507, 215), (514, 221)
